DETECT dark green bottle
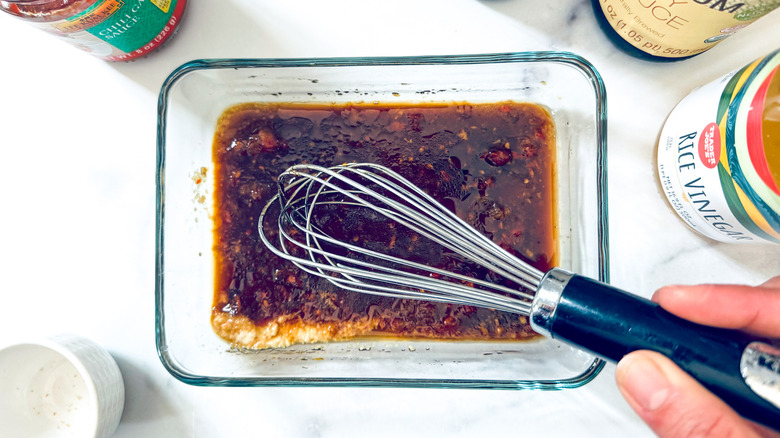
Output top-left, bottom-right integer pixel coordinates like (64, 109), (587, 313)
(590, 0), (779, 62)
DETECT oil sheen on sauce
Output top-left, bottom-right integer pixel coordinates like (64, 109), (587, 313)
(211, 102), (557, 348)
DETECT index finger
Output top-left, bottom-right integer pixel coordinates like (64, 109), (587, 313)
(653, 277), (780, 339)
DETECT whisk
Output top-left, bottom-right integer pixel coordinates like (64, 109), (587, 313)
(259, 162), (780, 430)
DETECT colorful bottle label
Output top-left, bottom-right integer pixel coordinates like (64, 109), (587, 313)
(595, 0), (779, 58)
(658, 50), (780, 243)
(29, 0), (186, 61)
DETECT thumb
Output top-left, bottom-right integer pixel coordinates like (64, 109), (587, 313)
(615, 350), (764, 438)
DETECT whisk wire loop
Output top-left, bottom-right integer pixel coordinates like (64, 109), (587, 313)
(265, 209), (531, 313)
(279, 202), (534, 312)
(258, 163), (544, 315)
(281, 164), (542, 288)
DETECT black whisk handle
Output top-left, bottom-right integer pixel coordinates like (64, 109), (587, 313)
(530, 268), (780, 431)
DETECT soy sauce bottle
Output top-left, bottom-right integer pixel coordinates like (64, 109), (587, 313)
(591, 0), (779, 61)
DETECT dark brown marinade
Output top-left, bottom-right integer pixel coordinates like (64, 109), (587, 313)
(212, 102), (556, 341)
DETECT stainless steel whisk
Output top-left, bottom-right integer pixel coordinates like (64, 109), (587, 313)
(259, 162), (780, 430)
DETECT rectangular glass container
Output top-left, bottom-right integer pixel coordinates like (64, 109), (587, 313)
(156, 53), (609, 388)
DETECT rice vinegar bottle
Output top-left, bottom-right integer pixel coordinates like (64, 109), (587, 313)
(657, 49), (780, 243)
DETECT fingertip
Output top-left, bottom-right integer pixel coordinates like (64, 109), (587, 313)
(760, 275), (780, 289)
(615, 351), (670, 413)
(651, 285), (673, 304)
(616, 351), (761, 438)
(652, 284), (702, 306)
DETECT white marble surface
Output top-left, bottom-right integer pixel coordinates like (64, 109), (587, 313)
(1, 1), (779, 437)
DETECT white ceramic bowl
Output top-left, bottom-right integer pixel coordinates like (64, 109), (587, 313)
(0, 334), (124, 438)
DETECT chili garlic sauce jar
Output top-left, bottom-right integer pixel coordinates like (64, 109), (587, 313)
(658, 49), (780, 243)
(0, 0), (186, 61)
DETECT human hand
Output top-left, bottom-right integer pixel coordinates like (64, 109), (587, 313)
(615, 276), (780, 438)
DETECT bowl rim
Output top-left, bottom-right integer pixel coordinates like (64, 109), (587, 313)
(155, 51), (609, 389)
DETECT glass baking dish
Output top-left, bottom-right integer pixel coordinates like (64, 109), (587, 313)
(155, 52), (609, 388)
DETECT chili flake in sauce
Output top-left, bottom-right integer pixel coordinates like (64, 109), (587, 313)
(211, 102), (556, 348)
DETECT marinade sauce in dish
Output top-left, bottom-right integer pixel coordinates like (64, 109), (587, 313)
(211, 102), (557, 348)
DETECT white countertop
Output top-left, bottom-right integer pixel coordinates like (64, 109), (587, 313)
(1, 1), (779, 437)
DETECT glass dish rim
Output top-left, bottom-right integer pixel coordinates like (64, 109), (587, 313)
(155, 52), (610, 389)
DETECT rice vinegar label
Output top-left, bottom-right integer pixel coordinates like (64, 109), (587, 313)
(658, 53), (780, 244)
(659, 71), (760, 242)
(595, 0), (780, 58)
(27, 0), (186, 61)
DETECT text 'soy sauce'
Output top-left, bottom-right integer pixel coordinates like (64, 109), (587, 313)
(591, 0), (780, 61)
